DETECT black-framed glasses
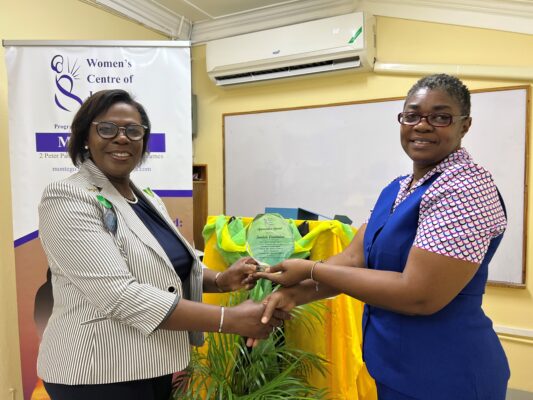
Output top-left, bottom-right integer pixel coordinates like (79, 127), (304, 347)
(92, 121), (147, 141)
(397, 112), (468, 127)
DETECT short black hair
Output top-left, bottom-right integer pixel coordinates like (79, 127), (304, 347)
(68, 89), (151, 166)
(406, 74), (471, 116)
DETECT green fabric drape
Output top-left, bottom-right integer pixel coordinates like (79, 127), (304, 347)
(203, 214), (355, 265)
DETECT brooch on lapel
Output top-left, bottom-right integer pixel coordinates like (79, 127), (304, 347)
(143, 187), (165, 209)
(96, 194), (117, 235)
(143, 187), (155, 197)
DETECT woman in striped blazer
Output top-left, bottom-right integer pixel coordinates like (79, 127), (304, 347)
(37, 89), (286, 400)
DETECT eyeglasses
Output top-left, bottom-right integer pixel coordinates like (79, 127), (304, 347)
(92, 121), (147, 141)
(397, 112), (468, 127)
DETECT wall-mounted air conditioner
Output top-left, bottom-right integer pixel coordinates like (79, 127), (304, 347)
(206, 12), (375, 86)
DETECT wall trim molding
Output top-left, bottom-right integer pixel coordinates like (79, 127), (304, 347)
(506, 389), (533, 399)
(83, 0), (193, 39)
(81, 0), (533, 41)
(360, 0), (533, 35)
(191, 0), (359, 44)
(374, 61), (533, 81)
(495, 325), (533, 340)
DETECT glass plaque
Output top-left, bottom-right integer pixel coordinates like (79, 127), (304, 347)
(246, 213), (294, 270)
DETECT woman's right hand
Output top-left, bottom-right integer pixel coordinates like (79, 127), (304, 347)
(261, 289), (298, 323)
(223, 299), (291, 339)
(245, 289), (298, 347)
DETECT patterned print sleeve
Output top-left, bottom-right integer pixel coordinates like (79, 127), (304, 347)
(413, 164), (507, 263)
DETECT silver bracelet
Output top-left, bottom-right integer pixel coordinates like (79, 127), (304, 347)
(310, 260), (323, 292)
(218, 306), (225, 333)
(214, 272), (223, 292)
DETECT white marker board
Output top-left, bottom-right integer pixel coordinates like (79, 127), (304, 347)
(224, 87), (528, 285)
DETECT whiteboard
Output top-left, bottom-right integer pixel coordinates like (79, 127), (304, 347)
(224, 87), (528, 285)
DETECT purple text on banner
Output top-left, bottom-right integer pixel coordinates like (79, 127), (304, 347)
(35, 133), (70, 152)
(35, 132), (166, 152)
(154, 190), (193, 197)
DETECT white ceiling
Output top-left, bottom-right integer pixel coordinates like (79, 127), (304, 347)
(83, 0), (533, 43)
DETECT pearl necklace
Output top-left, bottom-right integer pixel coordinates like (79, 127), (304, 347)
(125, 192), (138, 204)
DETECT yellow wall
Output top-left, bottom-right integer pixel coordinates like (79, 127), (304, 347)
(191, 17), (533, 391)
(0, 0), (165, 397)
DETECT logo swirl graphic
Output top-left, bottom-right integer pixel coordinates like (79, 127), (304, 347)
(51, 54), (83, 112)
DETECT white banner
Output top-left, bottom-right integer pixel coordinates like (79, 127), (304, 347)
(5, 43), (192, 244)
(5, 42), (193, 399)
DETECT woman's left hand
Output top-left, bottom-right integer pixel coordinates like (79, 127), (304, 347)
(254, 258), (314, 287)
(217, 257), (259, 291)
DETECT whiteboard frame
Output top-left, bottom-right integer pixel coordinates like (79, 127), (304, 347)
(223, 85), (530, 287)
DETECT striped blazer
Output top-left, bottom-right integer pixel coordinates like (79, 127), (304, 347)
(37, 159), (204, 384)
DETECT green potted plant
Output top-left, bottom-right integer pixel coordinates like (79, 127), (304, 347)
(173, 279), (329, 399)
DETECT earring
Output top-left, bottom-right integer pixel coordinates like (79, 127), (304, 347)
(84, 145), (89, 150)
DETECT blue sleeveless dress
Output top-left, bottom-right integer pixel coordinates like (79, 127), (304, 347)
(362, 174), (510, 400)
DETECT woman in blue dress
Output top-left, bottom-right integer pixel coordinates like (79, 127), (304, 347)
(255, 74), (510, 399)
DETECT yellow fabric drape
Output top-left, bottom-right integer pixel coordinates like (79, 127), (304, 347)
(202, 216), (377, 400)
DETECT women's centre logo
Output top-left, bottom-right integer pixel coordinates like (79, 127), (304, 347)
(51, 54), (83, 112)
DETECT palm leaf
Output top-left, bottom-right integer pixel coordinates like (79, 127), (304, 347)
(175, 282), (329, 399)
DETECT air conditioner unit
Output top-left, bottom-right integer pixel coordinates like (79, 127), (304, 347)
(206, 12), (375, 86)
